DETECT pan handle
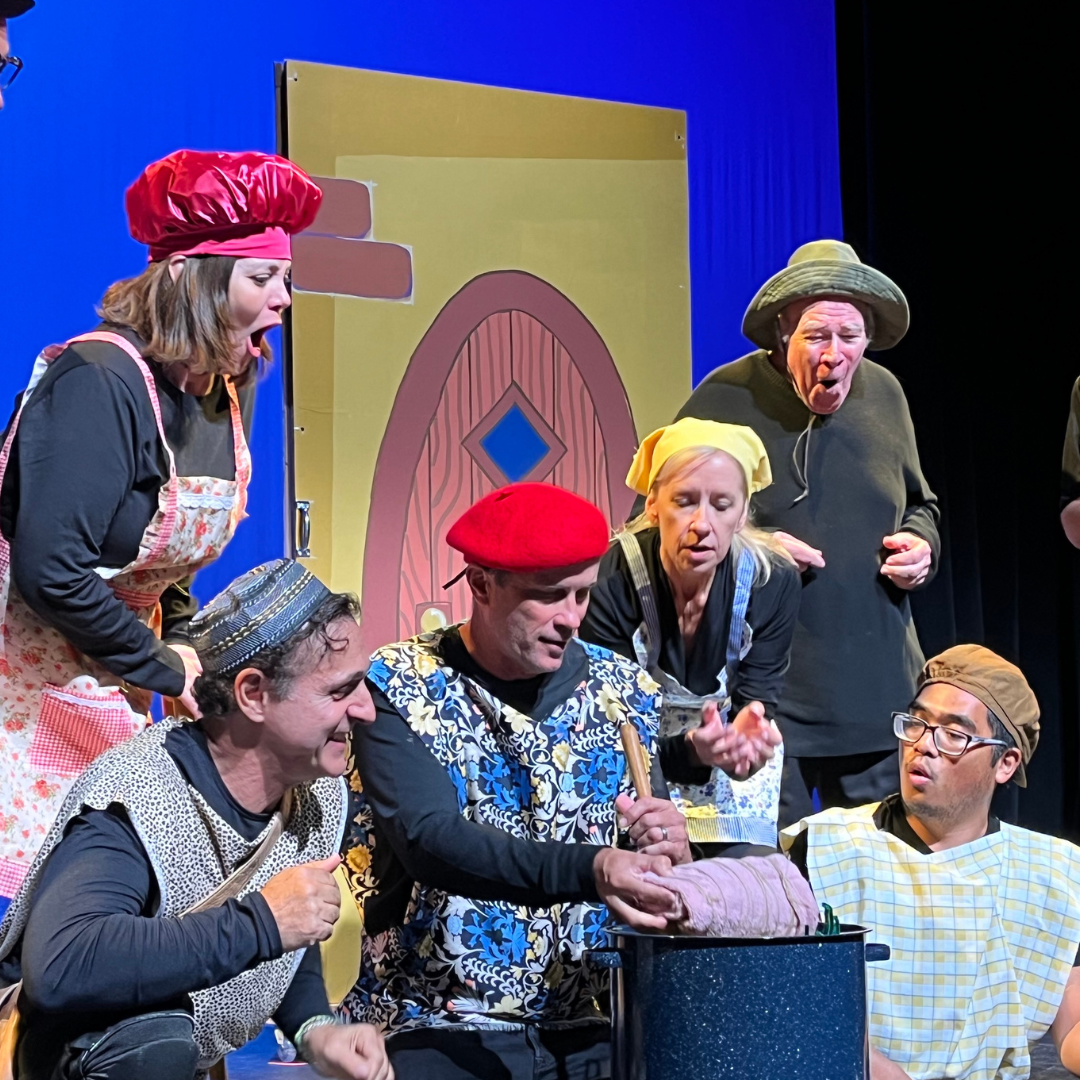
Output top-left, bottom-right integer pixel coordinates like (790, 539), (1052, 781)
(865, 943), (891, 963)
(584, 947), (623, 970)
(295, 500), (312, 558)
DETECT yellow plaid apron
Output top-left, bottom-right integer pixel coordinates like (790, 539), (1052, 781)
(782, 805), (1080, 1080)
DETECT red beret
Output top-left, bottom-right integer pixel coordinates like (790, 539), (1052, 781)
(126, 150), (323, 262)
(447, 484), (610, 572)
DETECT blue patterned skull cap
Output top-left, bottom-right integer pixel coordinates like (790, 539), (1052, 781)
(189, 559), (332, 675)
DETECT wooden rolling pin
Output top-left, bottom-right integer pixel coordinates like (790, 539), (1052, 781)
(620, 721), (652, 799)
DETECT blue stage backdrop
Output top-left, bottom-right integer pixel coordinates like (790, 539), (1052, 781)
(0, 0), (842, 604)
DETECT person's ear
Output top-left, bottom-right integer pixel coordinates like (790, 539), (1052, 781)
(644, 490), (660, 523)
(993, 746), (1022, 786)
(167, 254), (188, 284)
(233, 667), (272, 723)
(464, 565), (491, 607)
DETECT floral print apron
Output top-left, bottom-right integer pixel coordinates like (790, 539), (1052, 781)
(0, 331), (251, 899)
(341, 632), (662, 1033)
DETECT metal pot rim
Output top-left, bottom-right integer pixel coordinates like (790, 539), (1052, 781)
(604, 922), (872, 945)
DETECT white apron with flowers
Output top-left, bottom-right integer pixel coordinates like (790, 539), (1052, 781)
(0, 331), (251, 899)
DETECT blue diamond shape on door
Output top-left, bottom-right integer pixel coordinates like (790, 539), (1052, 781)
(463, 382), (567, 487)
(479, 404), (550, 483)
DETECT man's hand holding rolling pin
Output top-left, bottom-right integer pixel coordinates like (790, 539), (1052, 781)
(591, 722), (693, 931)
(615, 793), (692, 866)
(591, 795), (689, 931)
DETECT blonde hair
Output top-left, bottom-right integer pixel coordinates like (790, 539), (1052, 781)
(621, 445), (792, 585)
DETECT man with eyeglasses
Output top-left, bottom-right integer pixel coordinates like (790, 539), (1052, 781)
(783, 645), (1080, 1080)
(0, 0), (33, 111)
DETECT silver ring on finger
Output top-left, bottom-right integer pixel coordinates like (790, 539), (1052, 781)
(660, 826), (669, 842)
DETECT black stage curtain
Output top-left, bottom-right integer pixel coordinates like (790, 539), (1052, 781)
(834, 2), (1078, 839)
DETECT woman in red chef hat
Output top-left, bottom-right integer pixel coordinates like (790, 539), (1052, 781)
(0, 150), (322, 907)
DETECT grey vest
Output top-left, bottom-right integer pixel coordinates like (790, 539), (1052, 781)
(0, 720), (347, 1070)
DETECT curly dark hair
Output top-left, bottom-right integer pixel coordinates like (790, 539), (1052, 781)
(194, 591), (361, 721)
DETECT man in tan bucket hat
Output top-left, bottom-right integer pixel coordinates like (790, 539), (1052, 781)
(783, 644), (1080, 1079)
(675, 240), (940, 828)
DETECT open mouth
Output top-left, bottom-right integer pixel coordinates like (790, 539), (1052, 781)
(907, 762), (933, 783)
(246, 327), (267, 358)
(246, 321), (281, 359)
(818, 377), (839, 390)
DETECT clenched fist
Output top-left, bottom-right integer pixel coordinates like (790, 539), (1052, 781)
(260, 854), (342, 951)
(880, 531), (932, 590)
(303, 1022), (394, 1080)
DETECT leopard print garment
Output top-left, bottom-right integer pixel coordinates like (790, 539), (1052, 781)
(0, 720), (347, 1072)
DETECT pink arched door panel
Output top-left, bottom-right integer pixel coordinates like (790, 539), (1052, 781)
(363, 271), (637, 648)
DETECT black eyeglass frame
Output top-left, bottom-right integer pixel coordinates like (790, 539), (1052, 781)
(0, 55), (24, 91)
(0, 54), (23, 90)
(891, 711), (1008, 758)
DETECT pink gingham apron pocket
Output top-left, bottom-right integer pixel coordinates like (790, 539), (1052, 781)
(29, 682), (139, 777)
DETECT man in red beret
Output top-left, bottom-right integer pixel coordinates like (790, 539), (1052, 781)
(342, 483), (691, 1079)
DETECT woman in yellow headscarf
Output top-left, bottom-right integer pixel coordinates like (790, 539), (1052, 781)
(581, 418), (800, 856)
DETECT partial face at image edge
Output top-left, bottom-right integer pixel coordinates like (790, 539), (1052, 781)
(0, 20), (10, 112)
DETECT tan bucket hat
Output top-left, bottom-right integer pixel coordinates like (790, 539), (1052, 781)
(742, 239), (910, 352)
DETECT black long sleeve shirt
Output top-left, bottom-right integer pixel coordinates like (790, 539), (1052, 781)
(677, 351), (940, 755)
(580, 528), (801, 782)
(3, 723), (327, 1074)
(355, 630), (670, 938)
(0, 324), (253, 696)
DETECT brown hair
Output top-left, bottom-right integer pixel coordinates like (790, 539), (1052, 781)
(98, 255), (269, 381)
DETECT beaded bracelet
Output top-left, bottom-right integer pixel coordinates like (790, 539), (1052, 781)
(294, 1014), (339, 1061)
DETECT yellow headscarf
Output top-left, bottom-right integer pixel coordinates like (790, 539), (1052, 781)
(625, 418), (773, 497)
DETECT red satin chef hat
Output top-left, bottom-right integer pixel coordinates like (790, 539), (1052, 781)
(446, 483), (611, 574)
(125, 150), (323, 263)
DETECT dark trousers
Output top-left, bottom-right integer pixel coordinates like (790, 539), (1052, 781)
(18, 1010), (198, 1080)
(778, 749), (899, 829)
(386, 1024), (610, 1080)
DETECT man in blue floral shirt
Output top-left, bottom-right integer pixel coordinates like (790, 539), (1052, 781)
(341, 483), (691, 1079)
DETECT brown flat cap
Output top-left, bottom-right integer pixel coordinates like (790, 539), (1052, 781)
(918, 644), (1039, 787)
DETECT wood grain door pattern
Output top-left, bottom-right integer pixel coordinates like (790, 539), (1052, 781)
(363, 270), (637, 647)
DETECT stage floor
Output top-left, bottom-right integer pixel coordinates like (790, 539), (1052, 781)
(224, 1024), (315, 1078)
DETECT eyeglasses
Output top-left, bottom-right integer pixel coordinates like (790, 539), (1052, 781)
(892, 712), (1007, 758)
(0, 55), (23, 91)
